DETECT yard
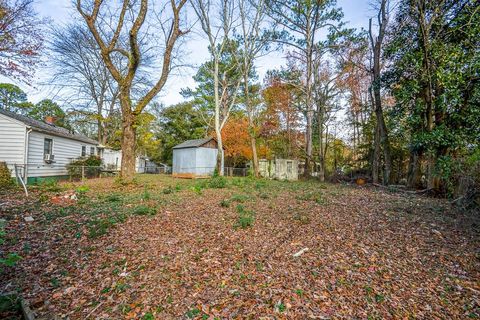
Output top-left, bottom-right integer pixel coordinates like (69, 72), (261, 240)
(0, 175), (479, 319)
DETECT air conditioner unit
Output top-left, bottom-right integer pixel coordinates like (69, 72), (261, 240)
(44, 154), (55, 162)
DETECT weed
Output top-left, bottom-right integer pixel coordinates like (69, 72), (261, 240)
(230, 194), (249, 203)
(295, 289), (304, 297)
(76, 185), (90, 195)
(50, 277), (61, 288)
(208, 176), (227, 188)
(142, 312), (154, 320)
(258, 192), (269, 199)
(105, 193), (122, 202)
(235, 204), (255, 229)
(132, 205), (157, 216)
(38, 179), (61, 192)
(101, 287), (111, 294)
(275, 301), (286, 313)
(142, 186), (151, 200)
(191, 184), (201, 194)
(220, 199), (230, 208)
(0, 252), (22, 269)
(162, 186), (174, 194)
(185, 307), (201, 319)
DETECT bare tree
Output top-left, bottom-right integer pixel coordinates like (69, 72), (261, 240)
(48, 24), (120, 145)
(238, 0), (270, 177)
(76, 0), (188, 181)
(369, 0), (392, 184)
(191, 0), (243, 175)
(313, 59), (343, 182)
(0, 0), (46, 82)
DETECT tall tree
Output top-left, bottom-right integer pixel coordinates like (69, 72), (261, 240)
(155, 101), (209, 164)
(28, 99), (70, 128)
(368, 0), (392, 185)
(48, 23), (121, 145)
(0, 83), (29, 113)
(76, 0), (188, 181)
(238, 0), (270, 177)
(191, 0), (243, 175)
(385, 0), (480, 191)
(0, 0), (46, 82)
(265, 0), (345, 177)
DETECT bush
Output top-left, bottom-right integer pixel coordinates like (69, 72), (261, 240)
(208, 175), (227, 188)
(0, 162), (14, 189)
(67, 155), (102, 179)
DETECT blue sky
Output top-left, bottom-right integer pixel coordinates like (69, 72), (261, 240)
(22, 0), (373, 106)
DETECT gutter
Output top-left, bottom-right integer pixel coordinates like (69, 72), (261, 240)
(24, 127), (32, 180)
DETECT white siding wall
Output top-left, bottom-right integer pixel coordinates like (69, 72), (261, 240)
(0, 114), (26, 177)
(172, 148), (197, 174)
(27, 131), (97, 177)
(103, 149), (122, 170)
(195, 147), (217, 175)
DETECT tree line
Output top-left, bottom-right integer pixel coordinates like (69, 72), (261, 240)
(0, 0), (478, 200)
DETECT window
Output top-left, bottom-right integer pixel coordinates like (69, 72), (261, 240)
(90, 147), (95, 155)
(44, 138), (53, 157)
(81, 146), (86, 157)
(287, 161), (293, 174)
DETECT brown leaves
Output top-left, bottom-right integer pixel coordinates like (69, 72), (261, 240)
(0, 177), (479, 318)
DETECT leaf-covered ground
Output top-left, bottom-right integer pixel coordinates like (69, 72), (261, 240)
(0, 175), (479, 319)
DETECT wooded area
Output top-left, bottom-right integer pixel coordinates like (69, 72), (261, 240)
(0, 1), (479, 318)
(1, 0), (477, 200)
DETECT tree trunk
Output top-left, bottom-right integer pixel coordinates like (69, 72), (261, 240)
(120, 108), (136, 182)
(407, 150), (423, 188)
(244, 72), (259, 177)
(372, 120), (381, 184)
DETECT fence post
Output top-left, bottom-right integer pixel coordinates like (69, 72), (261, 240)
(82, 166), (85, 180)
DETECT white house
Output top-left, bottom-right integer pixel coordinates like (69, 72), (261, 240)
(0, 108), (98, 184)
(172, 138), (220, 178)
(100, 148), (148, 173)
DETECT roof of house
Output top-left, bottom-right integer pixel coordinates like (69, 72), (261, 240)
(172, 137), (216, 149)
(0, 108), (98, 145)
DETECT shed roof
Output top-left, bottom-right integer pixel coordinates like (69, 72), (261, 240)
(0, 108), (98, 144)
(173, 137), (216, 149)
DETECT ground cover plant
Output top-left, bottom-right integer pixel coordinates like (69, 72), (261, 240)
(0, 174), (478, 319)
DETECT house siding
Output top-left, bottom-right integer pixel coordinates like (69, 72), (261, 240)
(172, 147), (217, 177)
(172, 148), (197, 174)
(195, 147), (217, 175)
(27, 131), (97, 178)
(0, 113), (26, 177)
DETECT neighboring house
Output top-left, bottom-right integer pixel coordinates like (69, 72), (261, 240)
(100, 147), (148, 173)
(172, 138), (220, 178)
(0, 108), (98, 184)
(259, 158), (299, 181)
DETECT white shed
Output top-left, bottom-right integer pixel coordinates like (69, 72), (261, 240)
(172, 138), (220, 178)
(0, 108), (98, 184)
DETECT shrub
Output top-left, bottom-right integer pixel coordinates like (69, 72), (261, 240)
(39, 178), (61, 192)
(67, 155), (102, 179)
(0, 162), (14, 189)
(208, 175), (227, 188)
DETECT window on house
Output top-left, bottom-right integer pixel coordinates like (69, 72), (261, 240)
(81, 146), (86, 157)
(90, 147), (95, 155)
(287, 161), (293, 174)
(44, 138), (53, 157)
